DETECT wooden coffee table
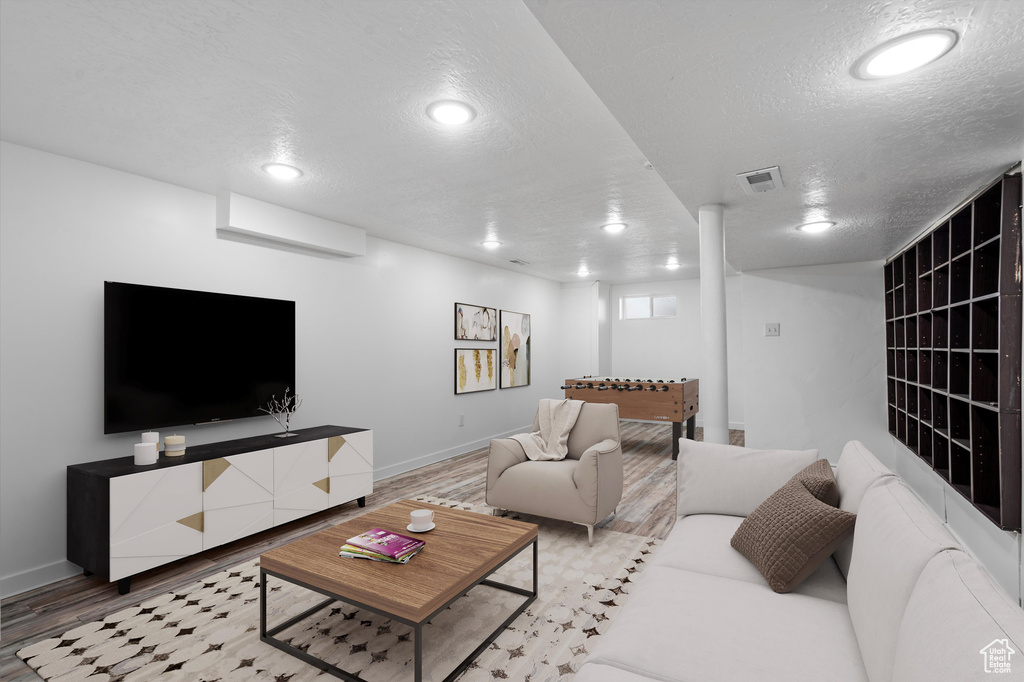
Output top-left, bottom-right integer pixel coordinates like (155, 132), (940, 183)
(260, 499), (538, 681)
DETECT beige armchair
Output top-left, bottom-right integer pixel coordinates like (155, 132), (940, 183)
(486, 402), (623, 544)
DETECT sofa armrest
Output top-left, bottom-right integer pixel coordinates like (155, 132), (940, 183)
(486, 438), (528, 494)
(573, 438), (621, 508)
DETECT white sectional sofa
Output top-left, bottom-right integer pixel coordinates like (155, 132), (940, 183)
(576, 440), (1024, 682)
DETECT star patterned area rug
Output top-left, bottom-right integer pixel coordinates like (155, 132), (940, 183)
(18, 497), (660, 681)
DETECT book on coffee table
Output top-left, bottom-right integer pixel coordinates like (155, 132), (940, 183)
(343, 528), (425, 560)
(340, 543), (425, 564)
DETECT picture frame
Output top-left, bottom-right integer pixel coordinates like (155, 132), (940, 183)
(455, 348), (497, 394)
(500, 310), (531, 388)
(454, 302), (497, 341)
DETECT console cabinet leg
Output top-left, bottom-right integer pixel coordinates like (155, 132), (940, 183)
(83, 569), (94, 577)
(357, 496), (366, 508)
(118, 577), (131, 595)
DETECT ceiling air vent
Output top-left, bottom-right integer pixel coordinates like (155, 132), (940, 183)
(737, 166), (784, 195)
(509, 259), (531, 267)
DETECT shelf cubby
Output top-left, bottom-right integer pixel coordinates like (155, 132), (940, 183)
(920, 424), (934, 465)
(918, 237), (932, 275)
(933, 221), (950, 266)
(933, 350), (948, 390)
(918, 275), (932, 311)
(951, 206), (972, 258)
(933, 265), (949, 308)
(934, 432), (951, 481)
(973, 240), (1000, 298)
(949, 304), (970, 349)
(973, 182), (1003, 246)
(884, 172), (1021, 530)
(907, 416), (919, 452)
(918, 312), (932, 348)
(933, 310), (948, 348)
(971, 298), (998, 350)
(950, 255), (972, 304)
(950, 351), (970, 397)
(971, 352), (998, 405)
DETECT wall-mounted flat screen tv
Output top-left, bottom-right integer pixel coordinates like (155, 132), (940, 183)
(104, 281), (296, 434)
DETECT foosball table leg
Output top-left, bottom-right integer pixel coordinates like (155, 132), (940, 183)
(672, 422), (681, 460)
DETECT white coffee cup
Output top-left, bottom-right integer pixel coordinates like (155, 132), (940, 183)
(410, 509), (434, 530)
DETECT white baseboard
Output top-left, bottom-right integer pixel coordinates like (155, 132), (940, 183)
(622, 418), (746, 430)
(372, 425), (531, 481)
(2, 559), (80, 600)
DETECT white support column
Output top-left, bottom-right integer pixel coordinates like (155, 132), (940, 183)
(698, 204), (730, 444)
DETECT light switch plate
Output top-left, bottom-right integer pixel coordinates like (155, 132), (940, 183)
(765, 322), (781, 337)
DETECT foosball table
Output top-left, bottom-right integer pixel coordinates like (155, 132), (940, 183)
(562, 377), (699, 459)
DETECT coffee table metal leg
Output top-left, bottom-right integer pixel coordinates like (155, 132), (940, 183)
(415, 623), (423, 682)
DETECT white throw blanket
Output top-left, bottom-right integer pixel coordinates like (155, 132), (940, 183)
(511, 398), (585, 461)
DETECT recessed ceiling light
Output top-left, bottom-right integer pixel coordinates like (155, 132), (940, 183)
(577, 266), (591, 277)
(853, 29), (958, 79)
(262, 163), (303, 180)
(797, 221), (835, 234)
(427, 100), (476, 125)
(666, 261), (681, 270)
(601, 222), (627, 233)
(481, 240), (502, 249)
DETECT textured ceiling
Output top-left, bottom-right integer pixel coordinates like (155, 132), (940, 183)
(1, 1), (1021, 283)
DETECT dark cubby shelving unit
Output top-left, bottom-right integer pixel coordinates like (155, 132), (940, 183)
(884, 170), (1021, 531)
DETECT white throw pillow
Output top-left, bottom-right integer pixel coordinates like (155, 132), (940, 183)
(676, 439), (819, 518)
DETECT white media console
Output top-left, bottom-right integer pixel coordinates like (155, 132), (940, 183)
(67, 425), (372, 593)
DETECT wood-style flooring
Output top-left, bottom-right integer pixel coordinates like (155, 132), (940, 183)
(0, 422), (743, 681)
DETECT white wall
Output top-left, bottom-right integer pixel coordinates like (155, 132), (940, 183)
(610, 277), (745, 429)
(740, 261), (888, 459)
(0, 142), (562, 597)
(558, 281), (600, 379)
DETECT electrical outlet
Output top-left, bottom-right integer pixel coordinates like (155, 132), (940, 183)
(765, 322), (781, 337)
(458, 414), (464, 427)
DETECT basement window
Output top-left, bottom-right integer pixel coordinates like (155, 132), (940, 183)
(621, 295), (677, 320)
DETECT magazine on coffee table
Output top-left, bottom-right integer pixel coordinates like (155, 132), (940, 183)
(344, 528), (425, 560)
(340, 543), (425, 564)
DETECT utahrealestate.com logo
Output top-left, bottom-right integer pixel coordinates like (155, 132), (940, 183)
(980, 639), (1015, 674)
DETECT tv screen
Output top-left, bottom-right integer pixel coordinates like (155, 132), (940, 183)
(104, 282), (296, 434)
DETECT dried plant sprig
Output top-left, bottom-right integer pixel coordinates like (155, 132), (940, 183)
(259, 387), (303, 433)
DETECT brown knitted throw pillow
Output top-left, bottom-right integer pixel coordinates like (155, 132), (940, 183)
(731, 459), (856, 593)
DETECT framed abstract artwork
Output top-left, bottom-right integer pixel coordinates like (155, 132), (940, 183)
(455, 348), (497, 394)
(500, 310), (531, 388)
(455, 302), (497, 341)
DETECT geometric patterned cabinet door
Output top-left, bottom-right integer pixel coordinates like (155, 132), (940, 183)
(273, 439), (329, 526)
(202, 448), (275, 550)
(109, 462), (203, 581)
(328, 430), (373, 508)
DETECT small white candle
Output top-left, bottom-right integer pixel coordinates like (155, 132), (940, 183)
(164, 434), (186, 456)
(134, 442), (158, 466)
(141, 432), (160, 450)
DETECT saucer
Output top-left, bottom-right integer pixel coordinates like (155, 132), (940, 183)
(407, 523), (435, 533)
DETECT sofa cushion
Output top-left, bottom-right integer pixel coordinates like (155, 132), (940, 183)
(654, 514), (848, 603)
(676, 439), (818, 518)
(584, 565), (869, 682)
(731, 461), (856, 593)
(892, 549), (1024, 681)
(846, 479), (961, 682)
(834, 440), (896, 577)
